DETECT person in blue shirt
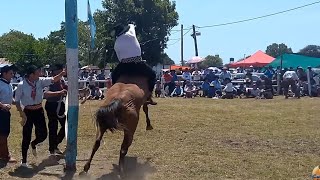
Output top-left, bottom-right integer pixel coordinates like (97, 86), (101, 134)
(264, 66), (274, 79)
(171, 83), (184, 97)
(211, 77), (222, 97)
(201, 79), (210, 97)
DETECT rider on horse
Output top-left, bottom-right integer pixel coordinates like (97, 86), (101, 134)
(111, 24), (157, 105)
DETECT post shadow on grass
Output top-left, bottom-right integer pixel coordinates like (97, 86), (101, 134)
(8, 155), (64, 179)
(95, 156), (156, 180)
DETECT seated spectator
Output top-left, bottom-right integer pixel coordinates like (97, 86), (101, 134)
(211, 77), (222, 95)
(184, 81), (196, 98)
(251, 84), (261, 98)
(236, 84), (246, 98)
(94, 87), (104, 100)
(171, 83), (184, 97)
(222, 78), (234, 99)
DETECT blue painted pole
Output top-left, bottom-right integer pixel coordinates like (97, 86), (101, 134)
(65, 0), (79, 171)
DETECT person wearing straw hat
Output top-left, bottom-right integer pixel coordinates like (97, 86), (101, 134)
(110, 23), (157, 105)
(44, 64), (68, 156)
(15, 65), (66, 167)
(0, 65), (17, 163)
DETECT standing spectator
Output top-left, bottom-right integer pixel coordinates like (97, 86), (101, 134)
(282, 69), (300, 99)
(182, 68), (192, 84)
(44, 64), (68, 156)
(163, 71), (172, 93)
(15, 65), (65, 167)
(220, 67), (232, 83)
(192, 68), (201, 82)
(201, 79), (210, 97)
(264, 65), (274, 79)
(97, 70), (106, 89)
(170, 70), (178, 94)
(205, 69), (216, 83)
(0, 65), (17, 163)
(87, 72), (96, 97)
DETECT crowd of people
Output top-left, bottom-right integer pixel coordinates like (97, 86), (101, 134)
(156, 65), (320, 99)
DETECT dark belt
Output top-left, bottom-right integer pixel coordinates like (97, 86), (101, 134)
(121, 56), (143, 63)
(24, 103), (42, 110)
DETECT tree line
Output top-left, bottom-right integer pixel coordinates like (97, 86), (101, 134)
(0, 0), (178, 73)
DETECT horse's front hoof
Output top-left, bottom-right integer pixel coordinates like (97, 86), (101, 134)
(146, 125), (153, 130)
(83, 163), (90, 173)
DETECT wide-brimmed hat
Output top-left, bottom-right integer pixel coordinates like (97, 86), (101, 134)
(111, 24), (130, 37)
(26, 65), (41, 75)
(49, 64), (64, 71)
(0, 64), (16, 73)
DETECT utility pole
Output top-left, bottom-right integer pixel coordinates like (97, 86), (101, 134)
(192, 25), (199, 56)
(181, 24), (184, 66)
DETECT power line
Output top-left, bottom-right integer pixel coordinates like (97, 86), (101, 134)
(170, 1), (320, 31)
(167, 29), (192, 46)
(198, 1), (320, 28)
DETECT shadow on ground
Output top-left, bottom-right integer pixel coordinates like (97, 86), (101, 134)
(8, 155), (66, 179)
(79, 156), (156, 180)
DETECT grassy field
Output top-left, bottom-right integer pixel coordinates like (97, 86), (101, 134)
(1, 97), (320, 180)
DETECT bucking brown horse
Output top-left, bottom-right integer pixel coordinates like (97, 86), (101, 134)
(83, 75), (153, 176)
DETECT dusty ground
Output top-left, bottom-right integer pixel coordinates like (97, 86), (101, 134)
(1, 97), (320, 179)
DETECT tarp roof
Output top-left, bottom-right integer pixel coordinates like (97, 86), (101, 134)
(268, 53), (320, 69)
(229, 50), (275, 68)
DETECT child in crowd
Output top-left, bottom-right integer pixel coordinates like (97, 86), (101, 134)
(154, 80), (162, 97)
(222, 78), (234, 99)
(184, 81), (196, 98)
(212, 77), (222, 97)
(171, 83), (184, 97)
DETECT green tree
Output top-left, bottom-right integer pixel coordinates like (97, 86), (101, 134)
(161, 52), (175, 65)
(298, 45), (320, 58)
(199, 55), (223, 69)
(266, 43), (293, 58)
(0, 30), (43, 73)
(96, 0), (179, 66)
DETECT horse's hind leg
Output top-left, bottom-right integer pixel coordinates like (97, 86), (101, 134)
(143, 103), (153, 130)
(119, 131), (134, 177)
(83, 126), (107, 173)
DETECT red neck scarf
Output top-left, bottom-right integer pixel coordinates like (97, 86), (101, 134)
(26, 79), (36, 100)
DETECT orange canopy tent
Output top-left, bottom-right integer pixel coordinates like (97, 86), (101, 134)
(229, 50), (275, 68)
(170, 65), (190, 70)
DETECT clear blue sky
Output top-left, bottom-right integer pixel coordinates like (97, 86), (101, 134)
(1, 0), (319, 64)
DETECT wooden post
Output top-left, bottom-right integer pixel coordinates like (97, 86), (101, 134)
(65, 0), (79, 171)
(192, 25), (199, 56)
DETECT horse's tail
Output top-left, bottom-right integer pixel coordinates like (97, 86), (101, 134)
(95, 99), (123, 133)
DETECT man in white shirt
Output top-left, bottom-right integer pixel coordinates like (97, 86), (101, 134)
(111, 24), (157, 105)
(0, 65), (17, 163)
(282, 70), (299, 99)
(192, 69), (201, 81)
(15, 65), (66, 167)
